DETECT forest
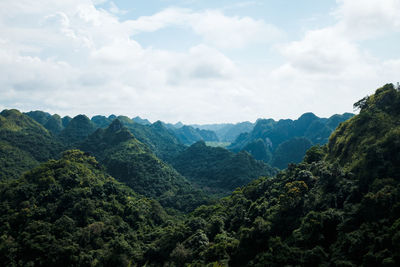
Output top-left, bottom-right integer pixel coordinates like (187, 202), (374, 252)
(1, 84), (399, 266)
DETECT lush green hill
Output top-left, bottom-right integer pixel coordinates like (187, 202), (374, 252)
(145, 84), (400, 266)
(171, 141), (277, 196)
(59, 115), (96, 146)
(25, 110), (68, 134)
(0, 110), (64, 179)
(0, 141), (38, 180)
(80, 119), (208, 212)
(0, 150), (168, 266)
(271, 137), (313, 169)
(122, 120), (186, 163)
(229, 112), (353, 169)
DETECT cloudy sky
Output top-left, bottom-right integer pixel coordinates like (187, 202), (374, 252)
(0, 0), (399, 124)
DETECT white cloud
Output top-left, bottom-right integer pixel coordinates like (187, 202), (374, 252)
(0, 0), (399, 124)
(126, 8), (283, 49)
(334, 0), (400, 39)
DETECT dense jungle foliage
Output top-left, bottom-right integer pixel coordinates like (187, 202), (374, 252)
(0, 150), (168, 266)
(171, 141), (277, 196)
(0, 84), (398, 266)
(144, 84), (400, 266)
(80, 119), (208, 212)
(0, 110), (64, 179)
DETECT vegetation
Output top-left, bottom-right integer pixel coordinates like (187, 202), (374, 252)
(118, 118), (186, 163)
(80, 119), (208, 212)
(271, 137), (313, 169)
(169, 125), (219, 145)
(191, 121), (254, 143)
(58, 115), (96, 146)
(229, 112), (353, 169)
(0, 84), (399, 266)
(171, 141), (277, 196)
(0, 109), (64, 163)
(0, 150), (168, 266)
(144, 84), (400, 266)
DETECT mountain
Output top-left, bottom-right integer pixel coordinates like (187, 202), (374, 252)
(91, 115), (113, 128)
(171, 141), (277, 196)
(271, 137), (313, 169)
(25, 111), (68, 134)
(58, 115), (96, 145)
(169, 125), (219, 145)
(0, 150), (168, 266)
(25, 110), (52, 125)
(43, 114), (64, 134)
(132, 116), (151, 125)
(0, 141), (38, 180)
(121, 120), (186, 163)
(146, 84), (400, 266)
(229, 112), (353, 169)
(91, 115), (186, 162)
(0, 110), (64, 180)
(192, 121), (254, 142)
(80, 119), (208, 212)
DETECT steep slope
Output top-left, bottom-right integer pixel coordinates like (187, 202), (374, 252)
(25, 110), (52, 125)
(191, 121), (254, 143)
(0, 141), (38, 180)
(25, 111), (66, 134)
(122, 119), (186, 163)
(271, 137), (313, 169)
(147, 84), (400, 266)
(170, 125), (219, 145)
(327, 83), (400, 189)
(43, 114), (64, 134)
(0, 150), (167, 266)
(91, 115), (113, 128)
(229, 112), (353, 169)
(90, 115), (186, 163)
(59, 115), (96, 146)
(132, 116), (151, 125)
(80, 119), (208, 212)
(171, 141), (277, 195)
(0, 110), (64, 179)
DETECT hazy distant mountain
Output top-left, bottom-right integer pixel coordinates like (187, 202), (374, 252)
(132, 116), (151, 125)
(91, 115), (112, 128)
(191, 121), (254, 142)
(169, 125), (219, 145)
(229, 112), (354, 168)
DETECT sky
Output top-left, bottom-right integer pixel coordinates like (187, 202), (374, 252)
(0, 0), (399, 124)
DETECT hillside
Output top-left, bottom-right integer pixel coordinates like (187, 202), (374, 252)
(110, 117), (186, 163)
(25, 110), (70, 135)
(0, 84), (399, 266)
(58, 115), (97, 145)
(169, 125), (219, 145)
(0, 110), (64, 179)
(229, 112), (353, 168)
(80, 119), (208, 212)
(192, 121), (254, 143)
(0, 150), (168, 266)
(146, 84), (400, 266)
(171, 141), (277, 196)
